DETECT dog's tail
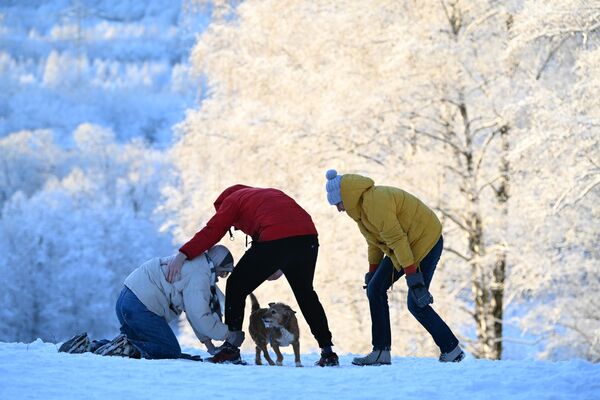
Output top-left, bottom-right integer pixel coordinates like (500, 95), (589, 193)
(249, 293), (260, 312)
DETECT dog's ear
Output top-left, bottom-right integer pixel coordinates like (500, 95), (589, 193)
(268, 302), (275, 307)
(282, 304), (296, 314)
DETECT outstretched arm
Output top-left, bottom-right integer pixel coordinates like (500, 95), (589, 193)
(166, 198), (238, 283)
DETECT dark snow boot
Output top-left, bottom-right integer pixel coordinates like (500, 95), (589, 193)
(58, 332), (90, 354)
(94, 334), (141, 358)
(439, 344), (465, 363)
(315, 351), (339, 367)
(206, 342), (245, 365)
(88, 339), (110, 353)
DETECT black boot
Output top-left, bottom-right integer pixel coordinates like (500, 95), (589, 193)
(315, 350), (339, 367)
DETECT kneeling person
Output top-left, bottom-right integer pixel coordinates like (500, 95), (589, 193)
(59, 245), (236, 359)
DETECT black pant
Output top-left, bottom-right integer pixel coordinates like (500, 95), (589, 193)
(224, 234), (333, 348)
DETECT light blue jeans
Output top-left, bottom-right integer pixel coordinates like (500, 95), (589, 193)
(115, 287), (181, 359)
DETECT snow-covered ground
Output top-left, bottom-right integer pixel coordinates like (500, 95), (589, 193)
(1, 340), (598, 400)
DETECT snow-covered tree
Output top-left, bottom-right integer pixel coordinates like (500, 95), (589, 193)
(0, 130), (65, 207)
(172, 0), (465, 355)
(506, 1), (600, 361)
(0, 125), (173, 342)
(173, 0), (599, 360)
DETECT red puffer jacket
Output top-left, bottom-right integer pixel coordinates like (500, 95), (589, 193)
(179, 185), (318, 260)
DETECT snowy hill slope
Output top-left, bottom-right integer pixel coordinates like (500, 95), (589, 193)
(1, 340), (599, 400)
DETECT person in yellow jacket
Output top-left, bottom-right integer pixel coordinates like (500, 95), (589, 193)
(325, 169), (464, 365)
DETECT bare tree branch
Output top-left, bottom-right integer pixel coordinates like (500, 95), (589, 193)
(399, 124), (466, 155)
(435, 207), (471, 233)
(536, 36), (570, 80)
(445, 246), (471, 262)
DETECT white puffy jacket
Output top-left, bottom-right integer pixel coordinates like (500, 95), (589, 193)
(124, 254), (228, 343)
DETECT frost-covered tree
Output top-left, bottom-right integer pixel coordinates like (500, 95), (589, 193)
(0, 130), (65, 207)
(0, 125), (173, 342)
(173, 0), (598, 360)
(0, 0), (203, 144)
(506, 1), (600, 361)
(361, 0), (519, 360)
(172, 0), (465, 355)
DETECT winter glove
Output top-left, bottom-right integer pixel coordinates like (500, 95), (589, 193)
(363, 272), (374, 289)
(404, 265), (433, 308)
(363, 263), (379, 289)
(202, 340), (217, 355)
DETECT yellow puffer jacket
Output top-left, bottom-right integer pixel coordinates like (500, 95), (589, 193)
(341, 174), (442, 271)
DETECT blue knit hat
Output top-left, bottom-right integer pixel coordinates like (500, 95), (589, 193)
(325, 169), (343, 205)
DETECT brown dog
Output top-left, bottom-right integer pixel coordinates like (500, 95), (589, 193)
(248, 293), (302, 367)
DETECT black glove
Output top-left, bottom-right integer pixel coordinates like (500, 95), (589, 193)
(405, 270), (433, 308)
(363, 272), (375, 289)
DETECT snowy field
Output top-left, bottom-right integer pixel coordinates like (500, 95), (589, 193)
(0, 340), (599, 400)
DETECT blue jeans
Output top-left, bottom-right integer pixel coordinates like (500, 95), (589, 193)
(366, 236), (459, 353)
(115, 287), (181, 359)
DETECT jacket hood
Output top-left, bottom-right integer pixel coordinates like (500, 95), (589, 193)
(341, 174), (374, 215)
(214, 184), (251, 211)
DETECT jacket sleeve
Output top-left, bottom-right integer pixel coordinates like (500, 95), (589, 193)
(179, 197), (238, 260)
(367, 239), (384, 266)
(371, 191), (415, 268)
(182, 270), (229, 343)
(354, 221), (384, 265)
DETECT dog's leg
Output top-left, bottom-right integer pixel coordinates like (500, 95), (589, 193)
(292, 341), (302, 367)
(261, 345), (276, 366)
(272, 343), (284, 366)
(255, 346), (263, 365)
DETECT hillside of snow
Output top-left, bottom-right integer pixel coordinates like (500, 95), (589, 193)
(1, 340), (599, 400)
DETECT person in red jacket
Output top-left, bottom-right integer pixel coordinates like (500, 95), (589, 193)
(166, 185), (338, 366)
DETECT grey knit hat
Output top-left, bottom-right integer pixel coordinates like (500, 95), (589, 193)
(207, 245), (234, 273)
(325, 169), (343, 205)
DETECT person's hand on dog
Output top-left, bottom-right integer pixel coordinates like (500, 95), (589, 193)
(166, 252), (187, 283)
(267, 269), (283, 281)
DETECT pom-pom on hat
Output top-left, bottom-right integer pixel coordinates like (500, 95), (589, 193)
(325, 169), (343, 205)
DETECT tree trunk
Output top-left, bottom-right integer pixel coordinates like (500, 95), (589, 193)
(490, 124), (510, 359)
(459, 101), (506, 359)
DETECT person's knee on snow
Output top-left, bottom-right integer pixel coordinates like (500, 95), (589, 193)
(161, 342), (182, 359)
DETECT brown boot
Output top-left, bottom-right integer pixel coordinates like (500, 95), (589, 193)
(206, 342), (246, 365)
